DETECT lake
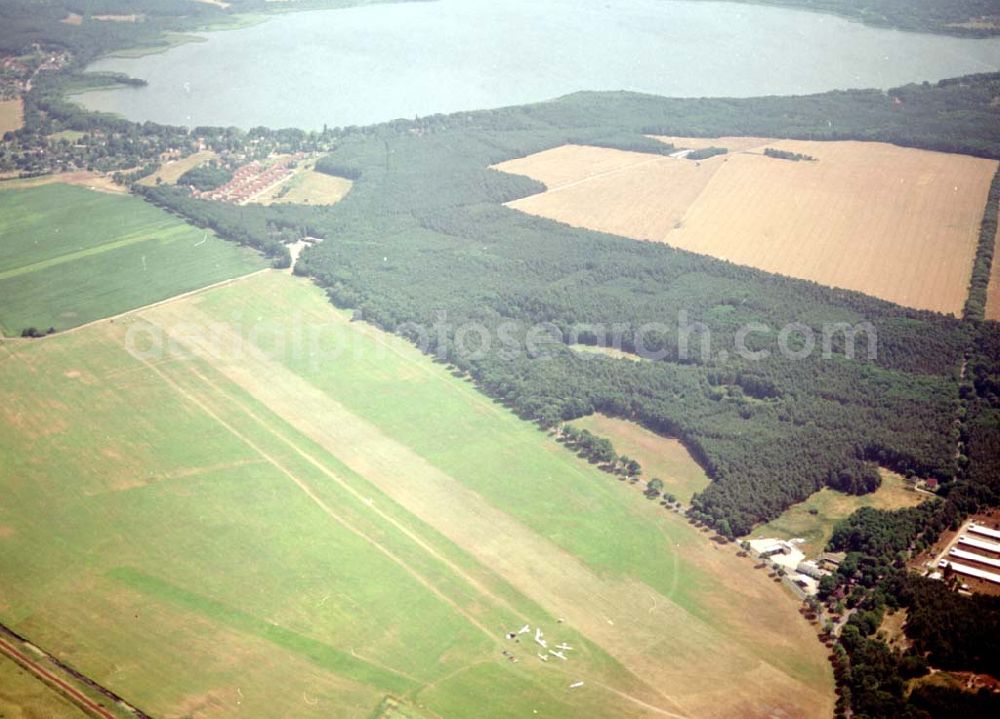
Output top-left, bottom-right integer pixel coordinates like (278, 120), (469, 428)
(77, 0), (1000, 129)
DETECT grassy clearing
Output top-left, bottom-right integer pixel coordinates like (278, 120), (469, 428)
(0, 271), (833, 718)
(0, 183), (264, 335)
(0, 99), (23, 134)
(256, 167), (353, 206)
(138, 150), (215, 187)
(569, 344), (643, 362)
(49, 130), (86, 143)
(750, 470), (927, 556)
(570, 413), (709, 504)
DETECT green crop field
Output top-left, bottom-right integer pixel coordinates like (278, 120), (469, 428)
(0, 183), (265, 336)
(0, 271), (832, 718)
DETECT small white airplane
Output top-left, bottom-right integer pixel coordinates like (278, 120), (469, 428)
(537, 653), (549, 662)
(518, 624), (531, 634)
(555, 643), (573, 651)
(549, 650), (567, 661)
(569, 681), (584, 689)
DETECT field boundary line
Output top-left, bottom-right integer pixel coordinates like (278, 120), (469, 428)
(0, 223), (178, 281)
(0, 268), (270, 340)
(0, 636), (116, 719)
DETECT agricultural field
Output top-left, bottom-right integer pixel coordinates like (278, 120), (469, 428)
(139, 150), (216, 186)
(0, 270), (832, 719)
(570, 413), (709, 504)
(495, 140), (998, 315)
(0, 183), (265, 336)
(749, 470), (927, 557)
(255, 166), (353, 206)
(0, 99), (23, 134)
(0, 653), (89, 719)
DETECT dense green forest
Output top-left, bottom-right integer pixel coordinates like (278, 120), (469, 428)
(701, 0), (1000, 37)
(176, 162), (231, 191)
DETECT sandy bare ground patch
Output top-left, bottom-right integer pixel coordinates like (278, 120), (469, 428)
(985, 196), (1000, 320)
(497, 141), (997, 315)
(0, 526), (13, 539)
(130, 281), (832, 719)
(0, 99), (23, 135)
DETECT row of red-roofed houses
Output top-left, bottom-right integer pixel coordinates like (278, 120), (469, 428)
(192, 156), (303, 204)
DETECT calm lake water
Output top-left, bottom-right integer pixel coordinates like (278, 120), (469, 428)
(78, 0), (1000, 129)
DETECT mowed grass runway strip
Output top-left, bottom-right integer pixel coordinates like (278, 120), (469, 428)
(0, 184), (265, 335)
(0, 270), (833, 718)
(495, 140), (998, 315)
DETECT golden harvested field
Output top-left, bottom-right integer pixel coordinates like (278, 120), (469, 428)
(256, 168), (353, 206)
(985, 199), (1000, 320)
(495, 140), (998, 315)
(0, 99), (24, 134)
(139, 150), (216, 186)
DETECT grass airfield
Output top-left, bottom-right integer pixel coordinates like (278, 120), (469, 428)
(0, 271), (832, 718)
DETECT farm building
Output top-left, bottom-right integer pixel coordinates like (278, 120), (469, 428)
(969, 523), (1000, 541)
(795, 560), (827, 580)
(949, 548), (1000, 570)
(942, 561), (1000, 586)
(958, 535), (1000, 555)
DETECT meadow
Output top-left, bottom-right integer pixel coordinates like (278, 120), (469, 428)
(256, 167), (354, 206)
(138, 150), (216, 187)
(570, 413), (709, 504)
(0, 183), (265, 335)
(0, 99), (23, 134)
(0, 270), (832, 719)
(496, 139), (997, 315)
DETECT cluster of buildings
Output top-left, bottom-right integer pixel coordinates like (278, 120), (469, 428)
(936, 522), (1000, 587)
(192, 156), (302, 204)
(1, 49), (69, 99)
(747, 538), (841, 596)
